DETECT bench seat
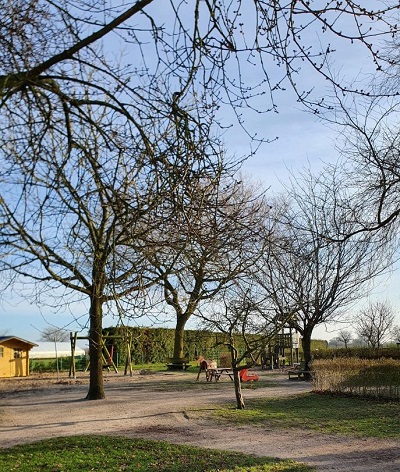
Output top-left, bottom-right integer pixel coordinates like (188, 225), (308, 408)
(166, 358), (191, 370)
(288, 362), (311, 380)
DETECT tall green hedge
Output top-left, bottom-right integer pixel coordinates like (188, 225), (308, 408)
(103, 326), (328, 366)
(103, 327), (231, 365)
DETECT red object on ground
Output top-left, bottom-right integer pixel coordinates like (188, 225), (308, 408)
(239, 368), (259, 382)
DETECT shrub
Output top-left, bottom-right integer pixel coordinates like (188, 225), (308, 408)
(313, 346), (400, 360)
(312, 358), (400, 400)
(30, 356), (85, 373)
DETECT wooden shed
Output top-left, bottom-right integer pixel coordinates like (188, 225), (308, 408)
(0, 336), (38, 378)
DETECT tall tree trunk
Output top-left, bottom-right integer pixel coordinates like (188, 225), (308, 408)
(229, 339), (245, 409)
(173, 314), (190, 359)
(86, 292), (105, 400)
(301, 328), (313, 380)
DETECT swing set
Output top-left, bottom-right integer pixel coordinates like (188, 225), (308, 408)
(69, 291), (144, 379)
(69, 329), (134, 379)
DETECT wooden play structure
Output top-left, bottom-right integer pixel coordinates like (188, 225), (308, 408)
(261, 327), (300, 369)
(69, 330), (134, 378)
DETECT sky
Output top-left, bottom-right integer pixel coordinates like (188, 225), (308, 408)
(1, 2), (400, 344)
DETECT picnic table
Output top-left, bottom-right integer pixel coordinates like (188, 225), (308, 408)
(208, 367), (234, 382)
(288, 361), (311, 380)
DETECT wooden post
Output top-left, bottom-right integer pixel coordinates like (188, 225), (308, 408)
(124, 336), (133, 377)
(290, 326), (294, 367)
(69, 331), (77, 379)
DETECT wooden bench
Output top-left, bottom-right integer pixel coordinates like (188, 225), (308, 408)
(166, 358), (191, 370)
(288, 362), (311, 380)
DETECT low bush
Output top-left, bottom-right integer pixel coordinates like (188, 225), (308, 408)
(312, 358), (400, 400)
(313, 346), (400, 360)
(30, 356), (86, 373)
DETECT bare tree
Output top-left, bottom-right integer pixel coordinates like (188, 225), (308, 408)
(198, 280), (288, 409)
(356, 301), (396, 348)
(143, 176), (269, 363)
(259, 169), (391, 371)
(0, 92), (220, 398)
(391, 326), (400, 345)
(337, 329), (353, 349)
(0, 106), (151, 399)
(40, 327), (70, 343)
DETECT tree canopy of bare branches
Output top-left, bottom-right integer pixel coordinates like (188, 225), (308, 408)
(40, 327), (70, 343)
(1, 1), (399, 136)
(143, 175), (270, 362)
(1, 1), (400, 399)
(259, 169), (393, 369)
(356, 301), (396, 348)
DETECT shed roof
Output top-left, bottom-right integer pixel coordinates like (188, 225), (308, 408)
(0, 336), (38, 348)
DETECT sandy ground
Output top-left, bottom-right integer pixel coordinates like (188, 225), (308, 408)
(1, 369), (400, 471)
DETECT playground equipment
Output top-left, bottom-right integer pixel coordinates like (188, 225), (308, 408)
(196, 355), (217, 381)
(261, 326), (300, 369)
(69, 330), (133, 378)
(239, 368), (259, 382)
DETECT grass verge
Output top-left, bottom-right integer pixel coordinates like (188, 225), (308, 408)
(209, 392), (400, 438)
(0, 436), (313, 471)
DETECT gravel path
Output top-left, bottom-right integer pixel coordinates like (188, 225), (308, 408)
(0, 370), (399, 471)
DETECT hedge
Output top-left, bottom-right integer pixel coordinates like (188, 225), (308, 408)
(103, 326), (328, 366)
(312, 358), (400, 401)
(103, 326), (233, 365)
(313, 346), (400, 361)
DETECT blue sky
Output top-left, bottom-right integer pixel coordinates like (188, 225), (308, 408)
(1, 3), (399, 343)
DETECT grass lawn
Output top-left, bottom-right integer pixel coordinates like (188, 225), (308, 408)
(209, 392), (400, 438)
(0, 436), (313, 472)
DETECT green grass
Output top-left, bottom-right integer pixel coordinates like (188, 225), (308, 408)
(131, 362), (171, 372)
(0, 436), (313, 472)
(209, 392), (400, 438)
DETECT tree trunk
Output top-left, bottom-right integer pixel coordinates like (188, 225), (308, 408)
(173, 314), (190, 359)
(301, 329), (313, 380)
(229, 340), (245, 409)
(86, 293), (105, 400)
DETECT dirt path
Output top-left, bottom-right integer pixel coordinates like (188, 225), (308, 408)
(1, 370), (399, 471)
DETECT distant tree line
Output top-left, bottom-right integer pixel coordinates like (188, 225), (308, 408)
(328, 302), (400, 349)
